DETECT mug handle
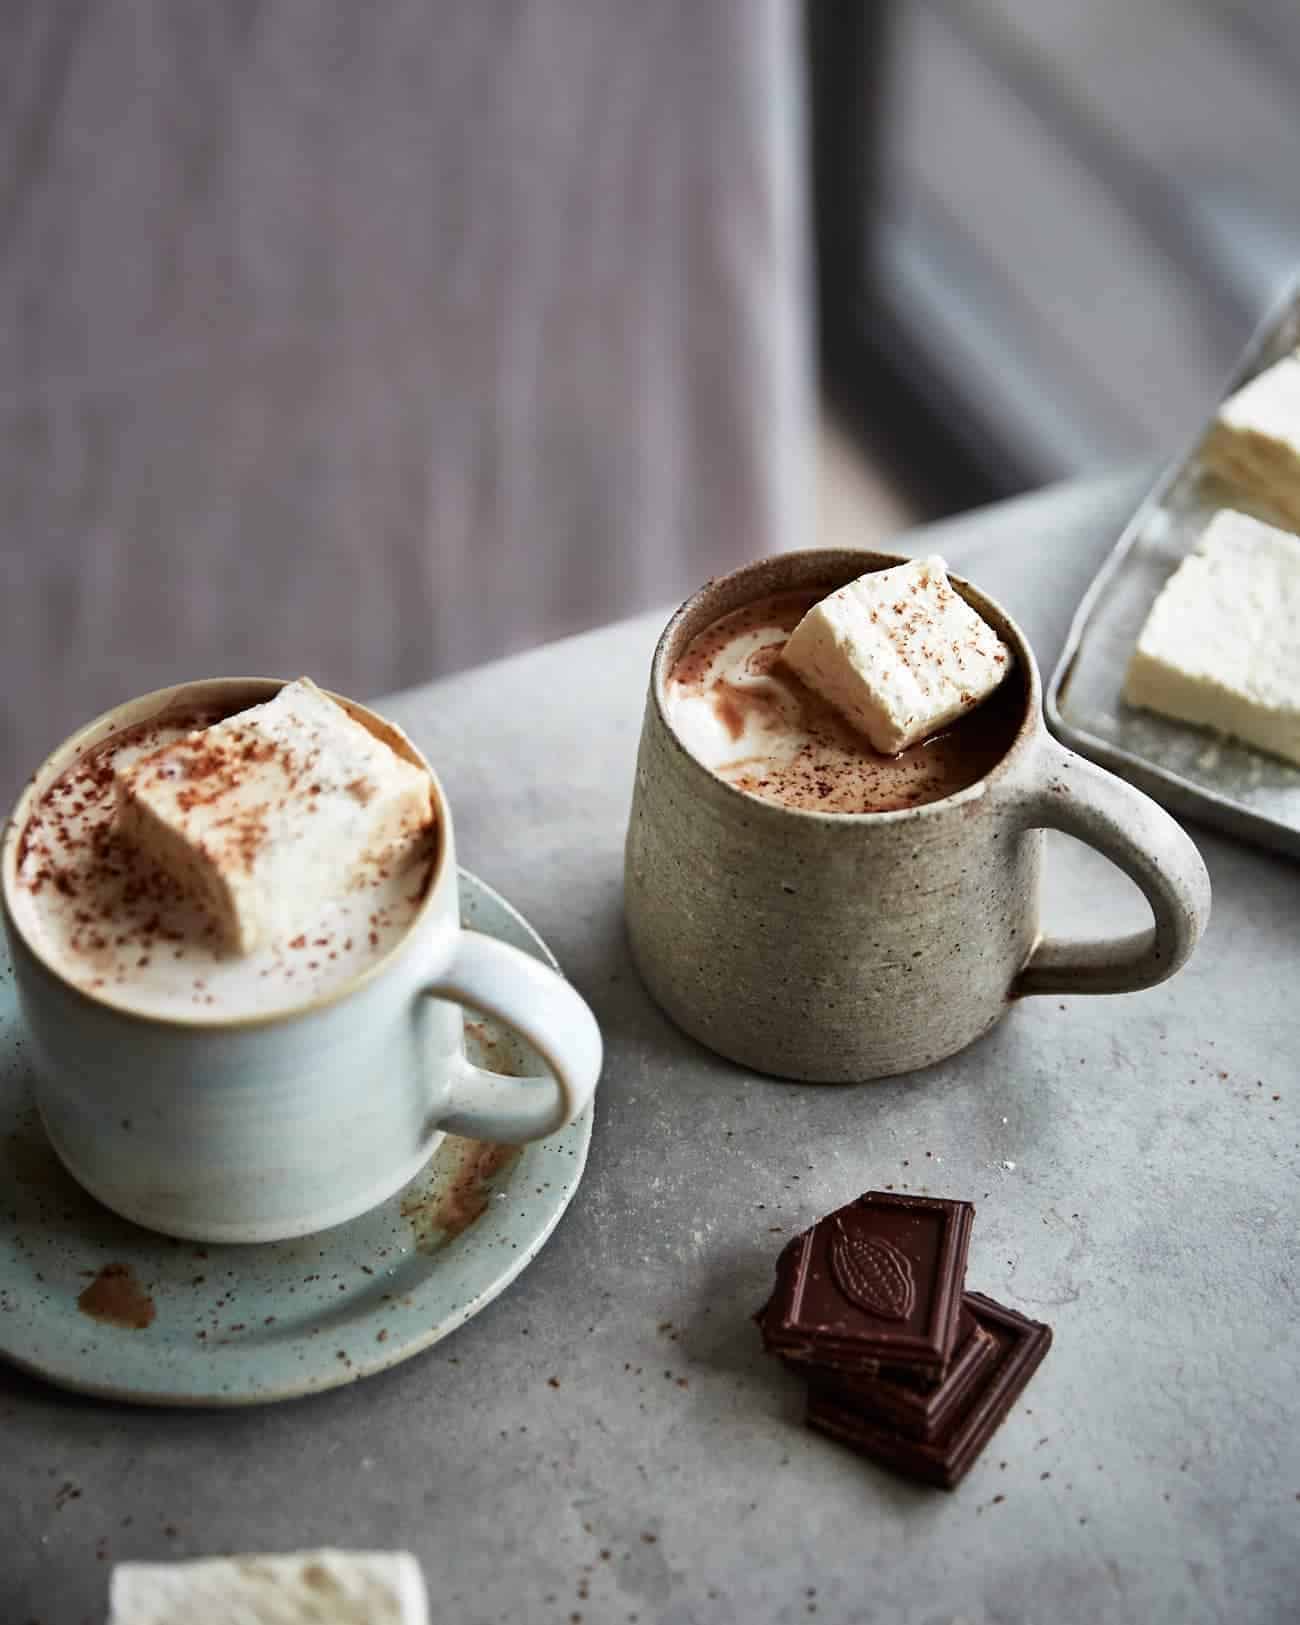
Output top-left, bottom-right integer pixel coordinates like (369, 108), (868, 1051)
(423, 931), (603, 1142)
(1007, 735), (1211, 997)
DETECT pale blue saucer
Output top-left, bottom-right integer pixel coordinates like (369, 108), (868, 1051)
(0, 870), (593, 1406)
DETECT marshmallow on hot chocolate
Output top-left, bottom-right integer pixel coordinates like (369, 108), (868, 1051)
(781, 558), (1012, 754)
(114, 678), (434, 955)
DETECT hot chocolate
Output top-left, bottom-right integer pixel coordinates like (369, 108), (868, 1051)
(665, 590), (1022, 813)
(9, 705), (436, 1021)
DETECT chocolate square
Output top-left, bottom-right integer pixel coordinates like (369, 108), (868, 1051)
(799, 1308), (997, 1443)
(805, 1291), (1053, 1489)
(760, 1192), (974, 1382)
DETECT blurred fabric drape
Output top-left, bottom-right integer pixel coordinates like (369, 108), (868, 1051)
(0, 1), (811, 806)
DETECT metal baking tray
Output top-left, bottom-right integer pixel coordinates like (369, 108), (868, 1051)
(1047, 278), (1300, 861)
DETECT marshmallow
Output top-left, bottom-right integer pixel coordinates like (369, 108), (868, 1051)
(1202, 352), (1300, 530)
(781, 557), (1012, 754)
(108, 1549), (430, 1625)
(1124, 509), (1300, 766)
(115, 678), (434, 954)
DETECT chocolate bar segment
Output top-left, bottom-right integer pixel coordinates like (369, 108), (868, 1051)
(800, 1308), (996, 1443)
(805, 1291), (1052, 1489)
(760, 1192), (974, 1382)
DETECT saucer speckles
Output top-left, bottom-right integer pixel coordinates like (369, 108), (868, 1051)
(0, 870), (593, 1406)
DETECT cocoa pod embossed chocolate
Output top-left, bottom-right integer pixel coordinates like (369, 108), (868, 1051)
(829, 1218), (915, 1321)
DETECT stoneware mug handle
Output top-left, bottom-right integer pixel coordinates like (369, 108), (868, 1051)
(1009, 735), (1211, 996)
(424, 931), (603, 1141)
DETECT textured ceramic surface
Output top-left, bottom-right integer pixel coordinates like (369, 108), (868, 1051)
(0, 869), (593, 1406)
(0, 679), (602, 1243)
(625, 549), (1211, 1082)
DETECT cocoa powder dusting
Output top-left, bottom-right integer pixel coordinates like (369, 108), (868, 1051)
(77, 1263), (156, 1330)
(401, 1140), (520, 1252)
(128, 727), (287, 866)
(715, 692), (745, 741)
(13, 701), (436, 1017)
(671, 589), (1023, 814)
(439, 1143), (517, 1236)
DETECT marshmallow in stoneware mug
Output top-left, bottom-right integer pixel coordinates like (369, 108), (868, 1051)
(626, 548), (1211, 1083)
(1, 677), (602, 1243)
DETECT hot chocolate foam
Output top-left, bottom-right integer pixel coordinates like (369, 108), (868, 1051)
(665, 590), (1021, 813)
(10, 709), (436, 1021)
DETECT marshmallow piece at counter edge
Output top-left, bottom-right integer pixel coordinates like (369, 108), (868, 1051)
(780, 556), (1013, 754)
(114, 677), (434, 956)
(1123, 508), (1300, 767)
(108, 1548), (430, 1625)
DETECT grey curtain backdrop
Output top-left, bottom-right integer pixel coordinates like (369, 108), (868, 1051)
(1, 1), (810, 807)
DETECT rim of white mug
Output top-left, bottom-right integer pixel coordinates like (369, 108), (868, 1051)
(650, 546), (1043, 824)
(0, 677), (451, 1033)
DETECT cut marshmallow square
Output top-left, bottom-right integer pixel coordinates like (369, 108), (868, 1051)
(108, 1549), (430, 1625)
(1201, 352), (1300, 530)
(781, 557), (1013, 754)
(1123, 508), (1300, 766)
(115, 677), (434, 954)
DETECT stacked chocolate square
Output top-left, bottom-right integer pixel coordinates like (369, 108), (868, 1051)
(755, 1191), (1051, 1489)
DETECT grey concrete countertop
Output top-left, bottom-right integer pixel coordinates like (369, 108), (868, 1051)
(5, 472), (1298, 1625)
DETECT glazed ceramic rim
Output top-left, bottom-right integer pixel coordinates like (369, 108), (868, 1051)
(650, 547), (1042, 823)
(0, 677), (451, 1032)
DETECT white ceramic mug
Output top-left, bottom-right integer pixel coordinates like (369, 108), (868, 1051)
(0, 679), (603, 1243)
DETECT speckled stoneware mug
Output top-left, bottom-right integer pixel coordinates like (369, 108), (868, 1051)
(1, 678), (603, 1243)
(625, 550), (1211, 1082)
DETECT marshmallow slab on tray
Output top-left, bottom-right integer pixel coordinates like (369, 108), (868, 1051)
(1201, 351), (1300, 530)
(1123, 508), (1300, 766)
(781, 557), (1012, 755)
(114, 677), (434, 955)
(108, 1548), (430, 1625)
